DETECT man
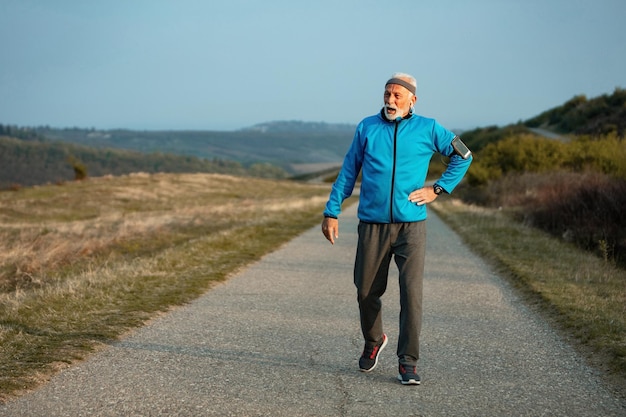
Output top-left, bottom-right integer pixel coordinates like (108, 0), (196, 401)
(321, 72), (472, 385)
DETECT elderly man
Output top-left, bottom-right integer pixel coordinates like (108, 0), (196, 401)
(322, 72), (472, 385)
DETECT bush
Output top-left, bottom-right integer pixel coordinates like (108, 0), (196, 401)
(457, 171), (626, 266)
(67, 156), (88, 181)
(466, 134), (565, 185)
(459, 123), (529, 152)
(522, 173), (626, 265)
(466, 133), (626, 185)
(565, 133), (626, 179)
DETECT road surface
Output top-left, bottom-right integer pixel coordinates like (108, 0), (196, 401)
(1, 204), (623, 416)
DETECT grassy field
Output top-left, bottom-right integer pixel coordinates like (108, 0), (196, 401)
(431, 197), (626, 396)
(0, 173), (334, 403)
(1, 172), (624, 402)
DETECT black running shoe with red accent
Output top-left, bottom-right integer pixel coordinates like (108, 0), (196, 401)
(397, 364), (421, 385)
(359, 334), (388, 372)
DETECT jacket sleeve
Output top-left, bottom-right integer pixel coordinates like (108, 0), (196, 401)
(323, 125), (364, 218)
(432, 121), (473, 193)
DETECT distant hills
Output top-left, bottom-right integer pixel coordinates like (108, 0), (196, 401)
(0, 134), (252, 189)
(31, 121), (356, 170)
(0, 121), (355, 188)
(1, 87), (623, 189)
(242, 120), (356, 133)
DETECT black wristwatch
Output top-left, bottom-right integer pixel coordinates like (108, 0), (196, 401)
(433, 183), (445, 195)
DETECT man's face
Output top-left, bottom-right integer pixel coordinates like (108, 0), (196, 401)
(383, 84), (416, 120)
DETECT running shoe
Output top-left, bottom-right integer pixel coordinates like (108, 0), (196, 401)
(359, 333), (388, 372)
(397, 364), (421, 385)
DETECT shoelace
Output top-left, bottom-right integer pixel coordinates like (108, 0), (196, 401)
(362, 344), (380, 359)
(399, 364), (417, 375)
(368, 345), (379, 359)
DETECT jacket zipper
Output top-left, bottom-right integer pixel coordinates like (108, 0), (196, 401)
(390, 121), (399, 223)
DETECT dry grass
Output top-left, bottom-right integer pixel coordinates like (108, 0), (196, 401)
(432, 197), (626, 396)
(0, 173), (326, 290)
(0, 173), (334, 402)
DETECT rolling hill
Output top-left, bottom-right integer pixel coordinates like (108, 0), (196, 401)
(460, 87), (625, 152)
(0, 121), (355, 189)
(1, 87), (623, 190)
(31, 121), (355, 172)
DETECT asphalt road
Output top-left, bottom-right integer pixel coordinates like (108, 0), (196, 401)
(1, 204), (624, 416)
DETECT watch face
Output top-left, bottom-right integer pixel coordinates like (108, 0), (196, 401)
(433, 185), (443, 195)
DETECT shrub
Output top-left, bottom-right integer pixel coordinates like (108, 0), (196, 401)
(67, 156), (88, 181)
(466, 134), (565, 185)
(565, 133), (626, 179)
(459, 123), (529, 152)
(466, 133), (626, 185)
(457, 171), (626, 266)
(522, 173), (626, 265)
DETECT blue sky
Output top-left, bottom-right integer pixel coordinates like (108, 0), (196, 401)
(1, 0), (624, 131)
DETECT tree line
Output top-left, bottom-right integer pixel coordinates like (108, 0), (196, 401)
(525, 87), (626, 136)
(0, 136), (287, 189)
(459, 88), (625, 152)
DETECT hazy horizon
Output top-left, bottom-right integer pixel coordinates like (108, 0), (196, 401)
(1, 0), (624, 132)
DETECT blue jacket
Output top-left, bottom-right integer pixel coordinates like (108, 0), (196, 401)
(324, 110), (472, 223)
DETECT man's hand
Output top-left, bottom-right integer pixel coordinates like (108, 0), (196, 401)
(408, 186), (438, 206)
(321, 217), (339, 245)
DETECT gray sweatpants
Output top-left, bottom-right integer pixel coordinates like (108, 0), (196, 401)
(354, 221), (426, 367)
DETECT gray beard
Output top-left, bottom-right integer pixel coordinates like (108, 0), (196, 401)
(384, 105), (407, 121)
